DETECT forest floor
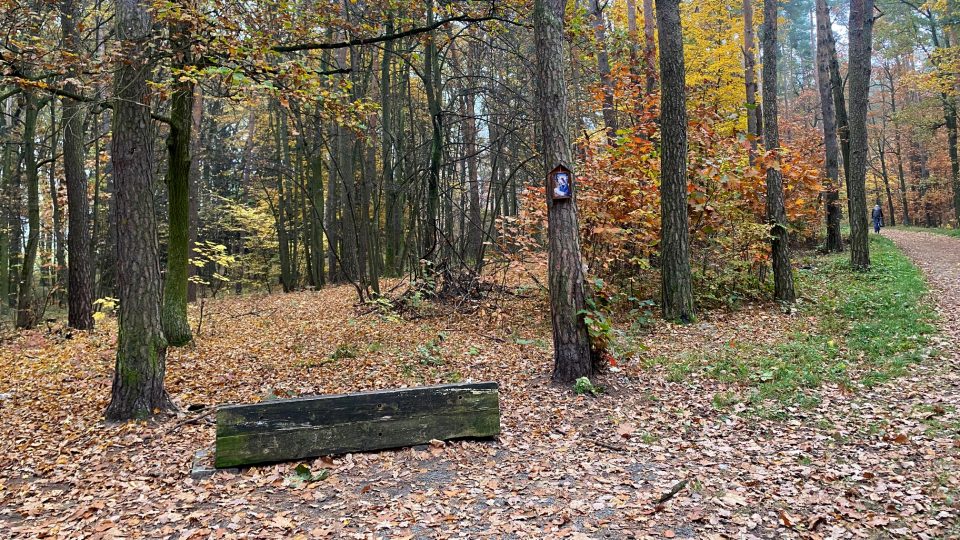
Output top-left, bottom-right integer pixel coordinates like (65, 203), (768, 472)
(1, 231), (958, 539)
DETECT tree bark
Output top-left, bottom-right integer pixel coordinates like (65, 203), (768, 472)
(534, 0), (593, 383)
(743, 0), (760, 162)
(423, 0), (442, 261)
(105, 0), (173, 421)
(589, 0), (618, 139)
(762, 0), (796, 302)
(0, 97), (15, 312)
(642, 0), (657, 94)
(162, 14), (195, 346)
(60, 0), (95, 329)
(876, 137), (896, 226)
(15, 91), (40, 329)
(815, 0), (843, 252)
(47, 104), (67, 302)
(657, 0), (696, 321)
(847, 0), (875, 270)
(187, 85), (202, 302)
(821, 0), (850, 188)
(880, 64), (911, 226)
(463, 37), (483, 265)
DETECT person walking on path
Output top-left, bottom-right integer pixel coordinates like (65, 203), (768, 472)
(872, 203), (885, 233)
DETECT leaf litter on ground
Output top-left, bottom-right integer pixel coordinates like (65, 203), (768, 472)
(0, 231), (957, 538)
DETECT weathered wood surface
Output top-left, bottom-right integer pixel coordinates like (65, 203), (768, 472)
(215, 382), (500, 468)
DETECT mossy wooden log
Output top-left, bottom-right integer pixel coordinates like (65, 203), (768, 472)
(215, 382), (500, 468)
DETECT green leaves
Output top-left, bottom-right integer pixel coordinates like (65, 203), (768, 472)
(293, 463), (329, 483)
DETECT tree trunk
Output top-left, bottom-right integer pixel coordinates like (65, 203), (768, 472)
(534, 0), (593, 383)
(743, 0), (760, 161)
(876, 138), (896, 226)
(762, 0), (796, 302)
(642, 0), (657, 94)
(105, 0), (173, 421)
(16, 91), (40, 329)
(945, 100), (960, 224)
(589, 0), (618, 139)
(822, 0), (850, 187)
(815, 0), (843, 252)
(60, 0), (95, 329)
(847, 0), (875, 270)
(0, 96), (17, 312)
(656, 0), (696, 321)
(885, 65), (911, 225)
(162, 17), (195, 346)
(276, 106), (294, 292)
(381, 19), (402, 276)
(307, 141), (325, 288)
(187, 85), (202, 302)
(626, 0), (640, 74)
(47, 104), (67, 302)
(464, 38), (483, 265)
(423, 0), (442, 262)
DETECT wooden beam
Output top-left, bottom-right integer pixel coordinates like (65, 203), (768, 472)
(215, 382), (500, 468)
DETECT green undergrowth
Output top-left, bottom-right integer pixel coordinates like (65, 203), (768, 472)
(892, 225), (960, 238)
(655, 235), (938, 418)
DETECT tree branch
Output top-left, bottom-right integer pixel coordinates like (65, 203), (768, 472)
(271, 14), (512, 53)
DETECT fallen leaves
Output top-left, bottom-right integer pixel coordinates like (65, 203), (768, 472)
(0, 231), (958, 538)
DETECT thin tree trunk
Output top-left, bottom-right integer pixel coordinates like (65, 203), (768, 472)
(762, 0), (796, 302)
(464, 38), (483, 265)
(589, 0), (618, 139)
(815, 0), (843, 252)
(162, 14), (195, 345)
(16, 91), (40, 329)
(381, 18), (402, 276)
(847, 0), (875, 270)
(642, 0), (657, 94)
(187, 85), (202, 302)
(60, 0), (94, 329)
(886, 66), (911, 225)
(823, 0), (850, 187)
(105, 0), (173, 420)
(0, 96), (15, 312)
(657, 0), (696, 321)
(626, 0), (640, 74)
(47, 103), (66, 301)
(423, 0), (442, 262)
(534, 0), (593, 383)
(275, 106), (293, 292)
(876, 138), (896, 226)
(743, 0), (760, 161)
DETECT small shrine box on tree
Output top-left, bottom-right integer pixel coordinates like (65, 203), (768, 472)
(549, 165), (572, 201)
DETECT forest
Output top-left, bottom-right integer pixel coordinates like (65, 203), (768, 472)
(1, 0), (959, 537)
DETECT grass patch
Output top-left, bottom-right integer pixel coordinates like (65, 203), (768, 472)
(660, 235), (937, 415)
(891, 225), (960, 238)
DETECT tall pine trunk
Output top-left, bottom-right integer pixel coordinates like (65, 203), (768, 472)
(762, 0), (796, 302)
(60, 0), (94, 329)
(534, 0), (593, 383)
(847, 0), (875, 270)
(657, 0), (695, 322)
(105, 0), (173, 420)
(815, 0), (843, 252)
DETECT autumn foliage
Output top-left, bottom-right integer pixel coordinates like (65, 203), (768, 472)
(513, 95), (824, 306)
